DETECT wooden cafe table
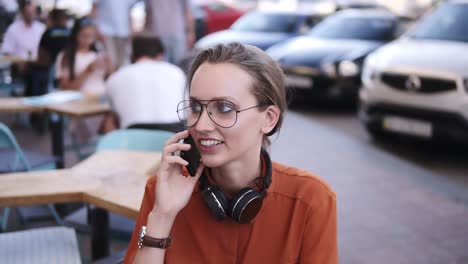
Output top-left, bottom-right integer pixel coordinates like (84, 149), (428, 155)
(0, 150), (161, 260)
(0, 96), (111, 169)
(0, 97), (43, 113)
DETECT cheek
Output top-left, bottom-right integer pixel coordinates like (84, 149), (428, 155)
(227, 114), (263, 144)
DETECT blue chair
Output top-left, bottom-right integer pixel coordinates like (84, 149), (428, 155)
(65, 129), (174, 239)
(96, 128), (174, 152)
(0, 122), (63, 232)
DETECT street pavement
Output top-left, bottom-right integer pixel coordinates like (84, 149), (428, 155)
(271, 109), (468, 264)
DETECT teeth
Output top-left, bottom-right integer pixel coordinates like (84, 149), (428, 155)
(200, 140), (222, 146)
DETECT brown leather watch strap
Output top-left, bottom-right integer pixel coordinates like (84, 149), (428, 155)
(142, 235), (173, 249)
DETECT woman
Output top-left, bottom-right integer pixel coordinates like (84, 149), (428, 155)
(54, 16), (113, 146)
(55, 16), (112, 97)
(125, 43), (337, 263)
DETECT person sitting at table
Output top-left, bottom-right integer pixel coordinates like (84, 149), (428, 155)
(37, 8), (70, 67)
(1, 0), (45, 96)
(1, 0), (45, 60)
(55, 16), (113, 147)
(124, 42), (338, 263)
(55, 16), (113, 98)
(25, 9), (70, 99)
(105, 35), (185, 133)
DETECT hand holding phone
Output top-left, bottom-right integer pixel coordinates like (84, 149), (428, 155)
(180, 135), (201, 177)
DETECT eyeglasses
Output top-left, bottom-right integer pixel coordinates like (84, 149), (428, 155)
(176, 100), (263, 128)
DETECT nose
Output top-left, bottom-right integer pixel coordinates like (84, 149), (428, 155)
(194, 106), (216, 132)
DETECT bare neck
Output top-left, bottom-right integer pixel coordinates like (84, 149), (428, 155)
(210, 148), (263, 196)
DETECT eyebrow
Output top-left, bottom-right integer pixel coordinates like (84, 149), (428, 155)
(189, 96), (239, 103)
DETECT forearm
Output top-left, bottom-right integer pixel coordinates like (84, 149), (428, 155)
(60, 70), (91, 90)
(132, 211), (176, 264)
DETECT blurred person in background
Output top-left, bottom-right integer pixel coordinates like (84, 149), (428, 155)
(26, 8), (70, 131)
(1, 0), (45, 95)
(1, 0), (45, 60)
(55, 16), (113, 98)
(144, 0), (195, 64)
(92, 0), (139, 68)
(105, 35), (185, 133)
(55, 16), (113, 145)
(37, 9), (70, 67)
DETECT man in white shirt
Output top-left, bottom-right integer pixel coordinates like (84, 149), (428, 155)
(92, 0), (138, 68)
(106, 35), (186, 132)
(1, 0), (45, 60)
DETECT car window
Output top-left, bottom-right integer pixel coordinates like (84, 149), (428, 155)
(308, 15), (396, 41)
(408, 3), (468, 42)
(231, 12), (299, 33)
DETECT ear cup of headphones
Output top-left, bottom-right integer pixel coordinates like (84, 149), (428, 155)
(229, 187), (263, 224)
(201, 185), (229, 220)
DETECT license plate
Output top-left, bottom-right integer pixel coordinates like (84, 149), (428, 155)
(383, 116), (432, 138)
(285, 74), (313, 89)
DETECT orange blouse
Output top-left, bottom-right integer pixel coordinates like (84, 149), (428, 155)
(124, 162), (338, 263)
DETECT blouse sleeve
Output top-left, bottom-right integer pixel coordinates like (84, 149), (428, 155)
(300, 193), (338, 264)
(123, 176), (157, 264)
(1, 26), (15, 55)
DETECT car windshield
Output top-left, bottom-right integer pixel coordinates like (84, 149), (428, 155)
(408, 3), (468, 42)
(231, 12), (299, 33)
(308, 15), (396, 41)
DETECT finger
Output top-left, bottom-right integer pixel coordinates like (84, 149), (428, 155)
(164, 130), (189, 146)
(162, 142), (191, 157)
(163, 155), (189, 167)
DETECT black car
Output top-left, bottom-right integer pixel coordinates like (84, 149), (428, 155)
(195, 10), (322, 51)
(267, 9), (400, 104)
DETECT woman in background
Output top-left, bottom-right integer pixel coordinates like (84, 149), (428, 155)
(55, 16), (114, 146)
(56, 16), (113, 98)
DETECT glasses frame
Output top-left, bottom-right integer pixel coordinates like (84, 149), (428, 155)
(176, 99), (264, 128)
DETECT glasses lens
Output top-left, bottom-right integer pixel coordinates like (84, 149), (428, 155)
(207, 100), (237, 128)
(177, 100), (201, 127)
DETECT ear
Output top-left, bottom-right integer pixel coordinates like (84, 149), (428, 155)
(261, 105), (280, 135)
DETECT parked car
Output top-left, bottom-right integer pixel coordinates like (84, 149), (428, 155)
(267, 9), (399, 103)
(195, 10), (322, 50)
(194, 2), (245, 40)
(359, 1), (468, 143)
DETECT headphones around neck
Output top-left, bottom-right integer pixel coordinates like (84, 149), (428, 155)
(199, 149), (272, 224)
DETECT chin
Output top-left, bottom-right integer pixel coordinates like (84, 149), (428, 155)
(200, 155), (225, 169)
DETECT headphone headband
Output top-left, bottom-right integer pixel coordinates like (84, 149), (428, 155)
(198, 148), (273, 223)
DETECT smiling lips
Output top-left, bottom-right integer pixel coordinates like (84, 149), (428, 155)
(200, 139), (223, 147)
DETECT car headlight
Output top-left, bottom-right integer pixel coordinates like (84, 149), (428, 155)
(321, 63), (336, 77)
(338, 61), (360, 77)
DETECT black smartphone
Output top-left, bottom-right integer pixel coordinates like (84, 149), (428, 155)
(180, 135), (201, 177)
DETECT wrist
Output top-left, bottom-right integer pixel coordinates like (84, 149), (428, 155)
(146, 210), (176, 237)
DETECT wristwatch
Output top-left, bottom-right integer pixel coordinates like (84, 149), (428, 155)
(137, 226), (173, 249)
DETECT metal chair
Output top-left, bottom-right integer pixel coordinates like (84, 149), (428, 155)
(0, 226), (81, 264)
(0, 122), (63, 232)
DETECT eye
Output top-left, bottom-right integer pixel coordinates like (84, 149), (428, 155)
(190, 102), (202, 113)
(217, 101), (236, 113)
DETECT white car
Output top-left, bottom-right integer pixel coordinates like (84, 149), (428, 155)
(359, 0), (468, 143)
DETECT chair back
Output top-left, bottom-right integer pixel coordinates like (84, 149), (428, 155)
(96, 128), (175, 152)
(0, 122), (31, 172)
